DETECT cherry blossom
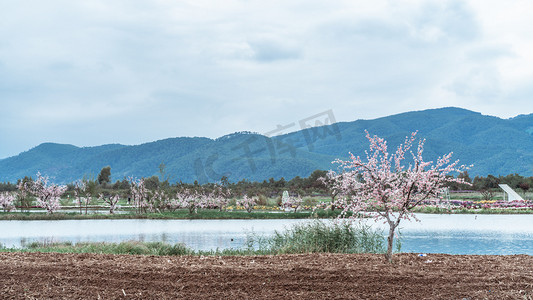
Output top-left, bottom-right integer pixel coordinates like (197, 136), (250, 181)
(327, 131), (469, 261)
(30, 172), (67, 214)
(238, 195), (257, 213)
(129, 177), (149, 214)
(0, 192), (16, 212)
(99, 194), (121, 214)
(281, 194), (303, 212)
(210, 184), (231, 212)
(73, 180), (91, 214)
(175, 189), (206, 214)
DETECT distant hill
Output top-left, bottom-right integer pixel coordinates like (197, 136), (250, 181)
(1, 107), (532, 183)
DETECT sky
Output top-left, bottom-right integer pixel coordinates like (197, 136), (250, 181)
(1, 0), (533, 159)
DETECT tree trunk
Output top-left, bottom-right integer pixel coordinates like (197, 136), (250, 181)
(385, 222), (396, 263)
(85, 197), (90, 215)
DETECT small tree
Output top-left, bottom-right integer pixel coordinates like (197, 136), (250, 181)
(99, 194), (120, 214)
(16, 178), (32, 212)
(176, 189), (206, 214)
(73, 180), (91, 214)
(282, 194), (303, 212)
(129, 177), (149, 214)
(30, 173), (67, 214)
(327, 131), (468, 262)
(317, 171), (343, 211)
(210, 184), (231, 212)
(0, 192), (16, 212)
(238, 195), (257, 213)
(97, 166), (111, 185)
(150, 188), (170, 212)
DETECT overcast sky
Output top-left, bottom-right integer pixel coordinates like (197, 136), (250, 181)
(1, 0), (533, 159)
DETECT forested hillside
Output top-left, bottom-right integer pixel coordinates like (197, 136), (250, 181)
(1, 107), (532, 183)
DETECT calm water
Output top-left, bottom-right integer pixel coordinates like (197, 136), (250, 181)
(0, 219), (304, 251)
(370, 214), (533, 255)
(1, 214), (533, 255)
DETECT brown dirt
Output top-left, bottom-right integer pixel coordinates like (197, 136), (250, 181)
(1, 252), (533, 299)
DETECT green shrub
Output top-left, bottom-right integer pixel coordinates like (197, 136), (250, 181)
(115, 241), (152, 255)
(256, 195), (268, 206)
(302, 197), (319, 207)
(155, 242), (193, 255)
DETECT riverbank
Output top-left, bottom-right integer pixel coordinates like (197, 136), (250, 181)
(1, 252), (531, 299)
(0, 209), (342, 220)
(3, 207), (533, 221)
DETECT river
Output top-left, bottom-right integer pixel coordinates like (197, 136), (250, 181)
(1, 214), (532, 254)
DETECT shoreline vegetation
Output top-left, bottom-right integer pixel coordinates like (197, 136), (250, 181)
(2, 205), (533, 221)
(0, 209), (345, 220)
(1, 220), (386, 256)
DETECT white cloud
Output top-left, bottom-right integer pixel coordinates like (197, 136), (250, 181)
(1, 0), (533, 158)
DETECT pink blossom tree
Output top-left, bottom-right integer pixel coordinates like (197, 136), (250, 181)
(16, 179), (32, 212)
(210, 184), (231, 212)
(282, 194), (303, 212)
(317, 171), (345, 211)
(129, 177), (149, 214)
(73, 180), (91, 214)
(150, 188), (171, 212)
(176, 189), (206, 214)
(238, 195), (257, 213)
(327, 131), (468, 262)
(0, 192), (16, 212)
(99, 194), (121, 214)
(30, 172), (67, 214)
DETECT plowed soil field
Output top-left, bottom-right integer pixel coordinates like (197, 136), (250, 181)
(1, 252), (533, 299)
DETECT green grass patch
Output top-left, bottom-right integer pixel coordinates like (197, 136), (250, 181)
(448, 208), (533, 214)
(413, 206), (533, 214)
(2, 241), (193, 255)
(0, 209), (344, 220)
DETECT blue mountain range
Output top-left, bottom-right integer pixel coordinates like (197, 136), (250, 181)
(1, 107), (532, 183)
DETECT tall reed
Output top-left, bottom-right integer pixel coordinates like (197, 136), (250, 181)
(247, 219), (385, 254)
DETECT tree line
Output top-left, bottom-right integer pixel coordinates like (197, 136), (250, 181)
(1, 168), (533, 197)
(445, 171), (533, 193)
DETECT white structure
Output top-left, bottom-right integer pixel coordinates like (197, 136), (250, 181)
(282, 191), (290, 204)
(281, 191), (291, 212)
(437, 187), (451, 209)
(498, 184), (524, 201)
